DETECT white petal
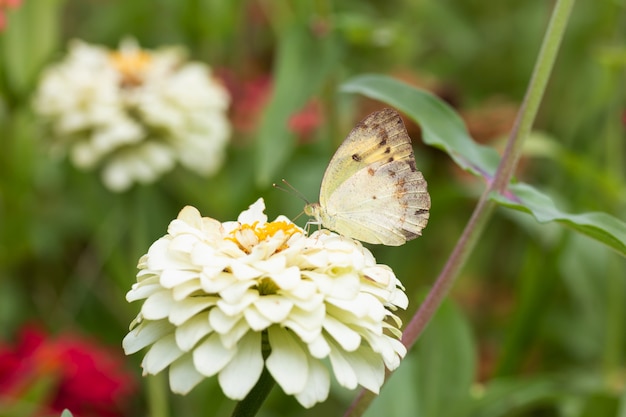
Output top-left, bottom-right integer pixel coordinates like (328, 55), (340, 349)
(168, 233), (199, 255)
(142, 333), (185, 374)
(328, 345), (358, 389)
(254, 256), (286, 274)
(218, 318), (250, 349)
(294, 357), (330, 408)
(306, 271), (333, 294)
(169, 296), (217, 326)
(323, 316), (361, 352)
(123, 320), (173, 354)
(171, 207), (203, 231)
(306, 334), (331, 359)
(286, 287), (324, 309)
(171, 280), (203, 301)
(142, 290), (175, 320)
(361, 333), (405, 370)
(230, 262), (262, 280)
(218, 331), (263, 400)
(199, 260), (231, 281)
(217, 290), (258, 315)
(243, 307), (272, 331)
(199, 217), (224, 239)
(270, 266), (301, 290)
(200, 271), (234, 293)
(345, 348), (385, 394)
(253, 295), (293, 323)
(193, 332), (235, 376)
(282, 306), (325, 343)
(386, 337), (407, 370)
(169, 354), (205, 394)
(190, 243), (218, 266)
(266, 326), (308, 394)
(166, 221), (199, 241)
(362, 265), (391, 285)
(209, 307), (241, 334)
(146, 238), (190, 270)
(301, 249), (329, 268)
(237, 199), (267, 225)
(175, 314), (212, 351)
(254, 235), (286, 257)
(389, 288), (409, 309)
(101, 161), (135, 192)
(126, 281), (161, 302)
(327, 272), (361, 300)
(326, 293), (372, 319)
(160, 269), (199, 288)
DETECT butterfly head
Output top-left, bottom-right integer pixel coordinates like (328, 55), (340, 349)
(304, 202), (337, 235)
(303, 202), (321, 221)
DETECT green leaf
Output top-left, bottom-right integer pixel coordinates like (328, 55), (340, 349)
(579, 392), (621, 417)
(367, 301), (476, 417)
(364, 354), (419, 417)
(341, 74), (501, 178)
(460, 376), (562, 417)
(491, 182), (626, 256)
(414, 300), (476, 417)
(618, 385), (626, 417)
(255, 25), (341, 186)
(60, 410), (74, 417)
(0, 0), (64, 97)
(461, 372), (622, 417)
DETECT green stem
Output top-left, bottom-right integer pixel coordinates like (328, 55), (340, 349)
(604, 257), (625, 385)
(491, 0), (575, 192)
(147, 373), (169, 417)
(231, 367), (276, 417)
(344, 0), (575, 415)
(602, 13), (626, 388)
(404, 0), (575, 354)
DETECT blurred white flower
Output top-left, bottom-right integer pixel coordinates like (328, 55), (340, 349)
(122, 198), (408, 408)
(33, 38), (231, 191)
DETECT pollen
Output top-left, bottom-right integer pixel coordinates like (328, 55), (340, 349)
(257, 221), (300, 240)
(109, 49), (152, 87)
(227, 220), (300, 251)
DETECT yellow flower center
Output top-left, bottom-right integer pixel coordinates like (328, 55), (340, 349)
(227, 221), (300, 251)
(109, 49), (152, 87)
(255, 221), (299, 241)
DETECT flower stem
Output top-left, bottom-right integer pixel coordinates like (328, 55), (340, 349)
(491, 0), (575, 192)
(405, 0), (576, 350)
(231, 367), (276, 417)
(344, 0), (575, 415)
(147, 373), (170, 417)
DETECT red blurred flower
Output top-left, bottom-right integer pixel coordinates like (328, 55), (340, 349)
(287, 99), (323, 141)
(218, 69), (323, 140)
(0, 0), (22, 32)
(0, 325), (137, 417)
(220, 72), (272, 135)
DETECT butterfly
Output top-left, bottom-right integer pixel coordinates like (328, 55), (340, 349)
(304, 108), (430, 246)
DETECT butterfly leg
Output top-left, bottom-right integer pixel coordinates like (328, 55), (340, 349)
(304, 219), (322, 237)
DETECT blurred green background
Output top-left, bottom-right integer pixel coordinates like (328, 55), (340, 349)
(0, 1), (625, 416)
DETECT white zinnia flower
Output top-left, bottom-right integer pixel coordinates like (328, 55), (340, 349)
(122, 198), (408, 408)
(33, 38), (231, 192)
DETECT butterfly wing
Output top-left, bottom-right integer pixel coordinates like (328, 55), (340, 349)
(318, 108), (430, 245)
(319, 108), (410, 203)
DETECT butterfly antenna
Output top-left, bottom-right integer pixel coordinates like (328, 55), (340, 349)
(272, 179), (310, 204)
(292, 210), (305, 222)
